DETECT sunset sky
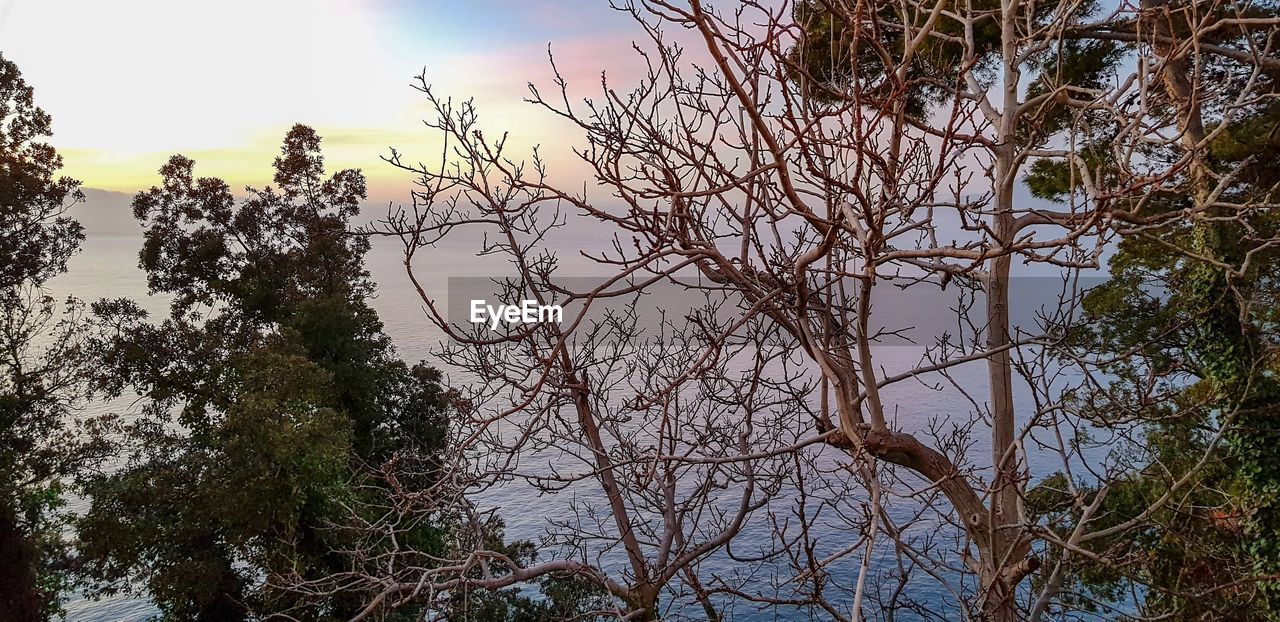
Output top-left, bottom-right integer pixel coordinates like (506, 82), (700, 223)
(1, 0), (643, 200)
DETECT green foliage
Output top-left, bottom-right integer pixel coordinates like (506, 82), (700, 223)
(789, 0), (1002, 115)
(450, 574), (617, 622)
(1024, 142), (1124, 203)
(0, 54), (83, 293)
(1210, 106), (1280, 183)
(78, 342), (352, 621)
(1027, 393), (1255, 618)
(788, 0), (1112, 123)
(447, 518), (617, 622)
(0, 52), (103, 622)
(77, 126), (453, 621)
(1036, 101), (1280, 622)
(1018, 5), (1280, 612)
(1040, 185), (1280, 617)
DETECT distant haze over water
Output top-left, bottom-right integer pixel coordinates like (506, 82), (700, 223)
(56, 190), (1094, 621)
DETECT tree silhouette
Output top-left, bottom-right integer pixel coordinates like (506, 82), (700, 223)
(0, 52), (101, 622)
(76, 125), (453, 621)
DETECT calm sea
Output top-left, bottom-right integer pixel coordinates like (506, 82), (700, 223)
(53, 231), (489, 621)
(50, 218), (1082, 620)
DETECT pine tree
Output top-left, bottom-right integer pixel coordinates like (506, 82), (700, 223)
(76, 126), (453, 621)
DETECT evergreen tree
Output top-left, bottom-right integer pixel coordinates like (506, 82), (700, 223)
(76, 125), (452, 621)
(790, 0), (1279, 615)
(0, 52), (103, 622)
(1030, 109), (1280, 618)
(1021, 2), (1280, 614)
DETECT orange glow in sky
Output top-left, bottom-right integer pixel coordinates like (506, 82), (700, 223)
(0, 0), (639, 199)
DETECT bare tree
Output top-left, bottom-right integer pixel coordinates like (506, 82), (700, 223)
(285, 0), (1280, 620)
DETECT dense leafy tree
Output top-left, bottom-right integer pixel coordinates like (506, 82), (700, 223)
(0, 56), (82, 292)
(1034, 122), (1280, 618)
(1021, 2), (1280, 615)
(790, 0), (1279, 616)
(76, 125), (452, 621)
(789, 0), (1119, 123)
(0, 52), (103, 622)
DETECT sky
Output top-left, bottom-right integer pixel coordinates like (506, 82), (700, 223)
(0, 0), (644, 200)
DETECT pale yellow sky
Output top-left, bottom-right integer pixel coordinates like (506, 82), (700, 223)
(1, 0), (634, 199)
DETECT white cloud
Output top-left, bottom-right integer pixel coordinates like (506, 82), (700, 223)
(1, 0), (408, 153)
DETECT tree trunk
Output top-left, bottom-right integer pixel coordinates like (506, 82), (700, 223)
(0, 504), (45, 622)
(983, 1), (1028, 617)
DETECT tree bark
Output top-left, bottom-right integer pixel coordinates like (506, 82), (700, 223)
(0, 504), (45, 622)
